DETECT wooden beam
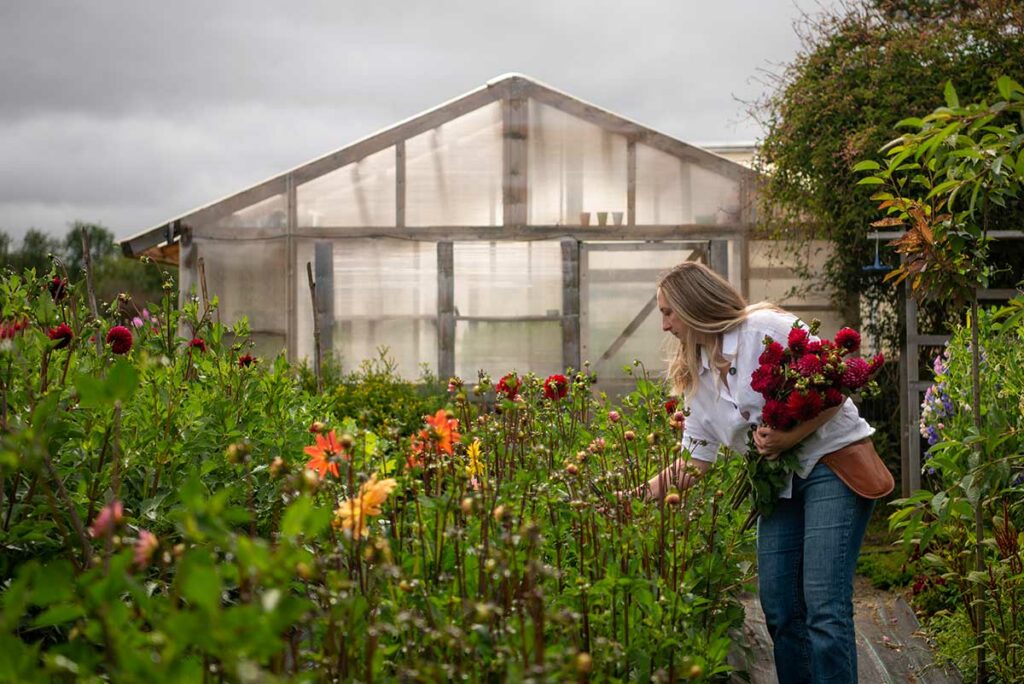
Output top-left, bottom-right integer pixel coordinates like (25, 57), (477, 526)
(314, 241), (334, 356)
(456, 315), (561, 323)
(503, 95), (528, 226)
(286, 173), (298, 361)
(627, 141), (637, 227)
(396, 141), (406, 229)
(561, 239), (580, 372)
(268, 223), (751, 242)
(437, 242), (455, 380)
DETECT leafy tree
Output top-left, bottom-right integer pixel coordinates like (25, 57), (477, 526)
(754, 0), (1024, 338)
(860, 76), (1024, 684)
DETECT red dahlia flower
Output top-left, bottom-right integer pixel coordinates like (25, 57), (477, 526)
(868, 353), (885, 373)
(787, 327), (810, 355)
(795, 353), (823, 378)
(48, 276), (68, 302)
(824, 387), (845, 408)
(761, 398), (795, 430)
(496, 373), (520, 399)
(758, 341), (785, 366)
(47, 323), (73, 349)
(750, 363), (783, 396)
(786, 389), (824, 422)
(835, 327), (861, 353)
(664, 397), (679, 414)
(105, 326), (133, 354)
(841, 357), (870, 390)
(188, 337), (207, 352)
(543, 373), (569, 400)
(238, 353), (255, 368)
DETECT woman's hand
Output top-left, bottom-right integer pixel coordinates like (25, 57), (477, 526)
(753, 425), (799, 460)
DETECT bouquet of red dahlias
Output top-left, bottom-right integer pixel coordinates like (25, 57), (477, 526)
(738, 321), (884, 521)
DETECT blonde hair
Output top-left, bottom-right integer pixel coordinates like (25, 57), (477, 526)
(658, 261), (779, 397)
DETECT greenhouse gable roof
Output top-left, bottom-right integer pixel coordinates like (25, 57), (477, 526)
(120, 73), (755, 258)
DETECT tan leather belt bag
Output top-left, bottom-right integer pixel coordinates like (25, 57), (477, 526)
(820, 437), (895, 499)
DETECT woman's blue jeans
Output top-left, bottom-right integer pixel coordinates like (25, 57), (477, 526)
(757, 462), (874, 683)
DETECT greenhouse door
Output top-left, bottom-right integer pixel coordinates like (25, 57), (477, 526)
(579, 241), (711, 393)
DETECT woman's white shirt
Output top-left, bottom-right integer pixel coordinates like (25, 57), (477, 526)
(680, 309), (874, 499)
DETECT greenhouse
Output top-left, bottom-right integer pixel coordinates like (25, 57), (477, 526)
(121, 74), (841, 389)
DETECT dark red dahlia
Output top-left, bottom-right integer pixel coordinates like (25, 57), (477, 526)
(868, 353), (885, 373)
(496, 373), (520, 399)
(238, 354), (255, 368)
(664, 397), (679, 414)
(806, 340), (822, 354)
(840, 357), (870, 390)
(835, 327), (861, 354)
(787, 327), (810, 355)
(48, 276), (68, 302)
(758, 341), (785, 366)
(47, 323), (73, 349)
(786, 389), (824, 422)
(543, 374), (569, 400)
(824, 387), (845, 408)
(188, 337), (207, 352)
(762, 398), (796, 430)
(750, 364), (783, 396)
(795, 353), (823, 378)
(105, 326), (133, 355)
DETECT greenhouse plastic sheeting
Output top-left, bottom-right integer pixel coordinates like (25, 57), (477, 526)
(456, 320), (562, 381)
(207, 194), (288, 232)
(453, 241), (562, 317)
(406, 101), (503, 226)
(297, 146), (396, 227)
(191, 236), (288, 358)
(582, 244), (696, 380)
(528, 100), (627, 226)
(294, 238), (437, 378)
(635, 144), (740, 225)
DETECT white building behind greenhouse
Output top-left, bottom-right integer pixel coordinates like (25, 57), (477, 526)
(121, 74), (842, 392)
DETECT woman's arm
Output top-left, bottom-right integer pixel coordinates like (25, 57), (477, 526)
(753, 404), (842, 459)
(632, 455), (712, 501)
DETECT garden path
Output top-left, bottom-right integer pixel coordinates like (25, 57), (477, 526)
(729, 577), (963, 683)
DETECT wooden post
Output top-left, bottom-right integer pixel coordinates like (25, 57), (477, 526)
(396, 141), (406, 229)
(306, 262), (322, 394)
(286, 173), (298, 361)
(79, 226), (103, 354)
(437, 242), (455, 380)
(709, 240), (729, 280)
(503, 95), (528, 226)
(901, 282), (921, 495)
(561, 240), (580, 372)
(627, 141), (637, 227)
(314, 242), (334, 358)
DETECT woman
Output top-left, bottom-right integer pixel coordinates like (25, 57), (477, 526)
(634, 261), (876, 684)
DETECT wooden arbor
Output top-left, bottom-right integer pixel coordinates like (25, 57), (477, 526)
(120, 74), (757, 385)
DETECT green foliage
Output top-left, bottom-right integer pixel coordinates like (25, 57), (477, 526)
(301, 348), (448, 439)
(889, 299), (1024, 680)
(856, 549), (913, 590)
(755, 0), (1024, 338)
(0, 268), (756, 681)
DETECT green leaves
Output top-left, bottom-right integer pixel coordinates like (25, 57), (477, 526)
(944, 80), (960, 109)
(74, 359), (138, 409)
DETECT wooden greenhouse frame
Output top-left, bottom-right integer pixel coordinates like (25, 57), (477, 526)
(120, 74), (771, 388)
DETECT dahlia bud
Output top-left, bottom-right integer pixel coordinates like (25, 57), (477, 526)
(623, 430), (636, 442)
(576, 652), (593, 674)
(269, 456), (287, 478)
(492, 505), (508, 523)
(665, 492), (681, 506)
(308, 421), (326, 434)
(608, 410), (621, 423)
(565, 463), (579, 476)
(339, 433), (355, 450)
(460, 497), (474, 515)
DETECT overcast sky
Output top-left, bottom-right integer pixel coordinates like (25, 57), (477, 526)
(0, 0), (840, 242)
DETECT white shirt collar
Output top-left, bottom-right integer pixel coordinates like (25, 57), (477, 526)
(700, 328), (739, 373)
